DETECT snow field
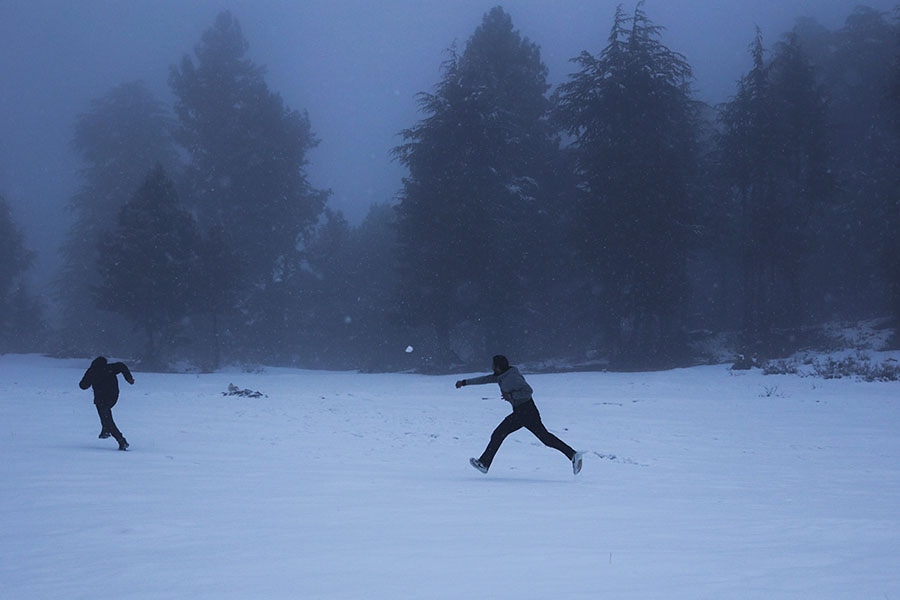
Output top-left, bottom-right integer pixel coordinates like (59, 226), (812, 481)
(1, 354), (898, 599)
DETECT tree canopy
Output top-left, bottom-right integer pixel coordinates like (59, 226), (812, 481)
(393, 6), (560, 364)
(553, 2), (702, 365)
(96, 165), (201, 366)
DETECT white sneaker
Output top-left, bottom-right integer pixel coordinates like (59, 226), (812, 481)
(572, 451), (583, 475)
(469, 457), (488, 474)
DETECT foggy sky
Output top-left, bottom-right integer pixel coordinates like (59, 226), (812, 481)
(2, 0), (897, 292)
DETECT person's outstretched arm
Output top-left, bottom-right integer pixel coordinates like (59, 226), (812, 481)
(112, 362), (135, 385)
(455, 373), (498, 388)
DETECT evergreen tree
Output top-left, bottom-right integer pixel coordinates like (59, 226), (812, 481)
(289, 203), (405, 370)
(718, 30), (833, 351)
(553, 3), (701, 367)
(96, 166), (201, 367)
(394, 6), (560, 367)
(0, 194), (44, 352)
(0, 194), (33, 305)
(284, 209), (357, 367)
(824, 8), (899, 320)
(59, 81), (177, 355)
(885, 14), (900, 330)
(346, 203), (405, 370)
(193, 224), (242, 369)
(169, 10), (328, 353)
(3, 285), (47, 352)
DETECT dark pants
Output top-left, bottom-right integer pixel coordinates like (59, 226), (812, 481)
(95, 402), (125, 444)
(478, 399), (575, 468)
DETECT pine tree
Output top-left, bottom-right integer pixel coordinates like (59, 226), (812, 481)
(393, 6), (560, 366)
(820, 8), (899, 320)
(718, 30), (833, 351)
(552, 3), (701, 367)
(284, 209), (358, 367)
(169, 10), (327, 297)
(59, 81), (177, 355)
(169, 11), (329, 361)
(193, 224), (241, 369)
(96, 166), (201, 367)
(0, 194), (43, 352)
(0, 195), (33, 305)
(885, 16), (900, 330)
(346, 203), (404, 370)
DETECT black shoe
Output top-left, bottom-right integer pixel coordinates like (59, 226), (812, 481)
(99, 430), (111, 439)
(118, 440), (129, 451)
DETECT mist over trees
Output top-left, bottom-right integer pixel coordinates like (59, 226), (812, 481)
(0, 194), (45, 352)
(57, 81), (178, 357)
(4, 4), (899, 372)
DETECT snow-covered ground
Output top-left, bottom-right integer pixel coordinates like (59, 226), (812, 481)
(1, 353), (898, 599)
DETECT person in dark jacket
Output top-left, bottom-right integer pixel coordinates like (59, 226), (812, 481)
(79, 356), (134, 450)
(456, 354), (582, 475)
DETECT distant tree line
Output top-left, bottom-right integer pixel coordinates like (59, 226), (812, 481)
(2, 4), (899, 371)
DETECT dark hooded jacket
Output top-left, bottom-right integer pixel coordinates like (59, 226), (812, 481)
(79, 357), (133, 407)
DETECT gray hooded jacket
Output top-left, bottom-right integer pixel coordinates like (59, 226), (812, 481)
(462, 366), (533, 408)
